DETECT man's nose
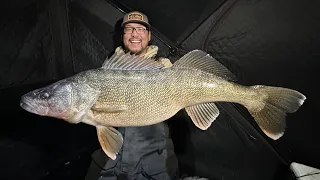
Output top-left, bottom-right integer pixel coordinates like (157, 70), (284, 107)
(131, 29), (139, 36)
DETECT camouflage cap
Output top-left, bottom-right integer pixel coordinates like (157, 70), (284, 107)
(121, 11), (151, 29)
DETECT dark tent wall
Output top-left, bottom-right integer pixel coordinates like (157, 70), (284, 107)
(0, 0), (319, 180)
(173, 0), (320, 178)
(0, 1), (56, 88)
(177, 0), (320, 167)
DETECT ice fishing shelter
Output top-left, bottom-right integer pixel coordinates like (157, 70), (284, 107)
(0, 0), (319, 179)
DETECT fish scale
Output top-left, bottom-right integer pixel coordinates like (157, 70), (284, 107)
(20, 50), (306, 160)
(79, 67), (250, 127)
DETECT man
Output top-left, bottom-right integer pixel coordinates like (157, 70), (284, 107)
(97, 11), (179, 180)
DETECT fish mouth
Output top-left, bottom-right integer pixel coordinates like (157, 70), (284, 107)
(20, 97), (49, 116)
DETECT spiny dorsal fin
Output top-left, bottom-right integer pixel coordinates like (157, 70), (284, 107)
(102, 51), (164, 70)
(173, 50), (237, 81)
(185, 102), (220, 130)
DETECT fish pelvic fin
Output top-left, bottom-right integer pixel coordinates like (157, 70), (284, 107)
(97, 126), (123, 160)
(173, 50), (237, 81)
(185, 102), (220, 130)
(247, 85), (306, 140)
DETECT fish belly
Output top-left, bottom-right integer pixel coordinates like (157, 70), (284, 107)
(91, 89), (182, 127)
(88, 69), (186, 127)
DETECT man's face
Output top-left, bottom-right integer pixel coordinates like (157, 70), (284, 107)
(122, 23), (151, 55)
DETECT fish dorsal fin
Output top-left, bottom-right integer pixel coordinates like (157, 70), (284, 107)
(185, 102), (220, 130)
(102, 51), (164, 70)
(173, 50), (237, 81)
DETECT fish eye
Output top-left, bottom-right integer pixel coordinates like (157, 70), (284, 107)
(40, 92), (50, 99)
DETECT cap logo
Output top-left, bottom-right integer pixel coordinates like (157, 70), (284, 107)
(128, 13), (143, 21)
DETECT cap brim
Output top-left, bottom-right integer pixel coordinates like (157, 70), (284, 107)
(121, 20), (150, 29)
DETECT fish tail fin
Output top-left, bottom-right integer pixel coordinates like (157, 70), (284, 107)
(246, 85), (306, 140)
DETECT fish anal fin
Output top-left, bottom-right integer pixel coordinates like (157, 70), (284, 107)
(92, 104), (128, 113)
(97, 126), (123, 160)
(102, 51), (164, 70)
(173, 50), (237, 81)
(185, 102), (220, 130)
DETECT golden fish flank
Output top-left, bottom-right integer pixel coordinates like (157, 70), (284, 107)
(20, 50), (306, 160)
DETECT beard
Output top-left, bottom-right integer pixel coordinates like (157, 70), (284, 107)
(124, 45), (148, 56)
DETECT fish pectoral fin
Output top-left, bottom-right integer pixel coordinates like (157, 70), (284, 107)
(97, 126), (123, 160)
(92, 104), (128, 113)
(185, 102), (220, 130)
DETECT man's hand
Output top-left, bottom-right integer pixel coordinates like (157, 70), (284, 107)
(158, 58), (173, 68)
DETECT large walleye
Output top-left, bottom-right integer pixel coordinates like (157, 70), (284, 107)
(20, 50), (306, 160)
